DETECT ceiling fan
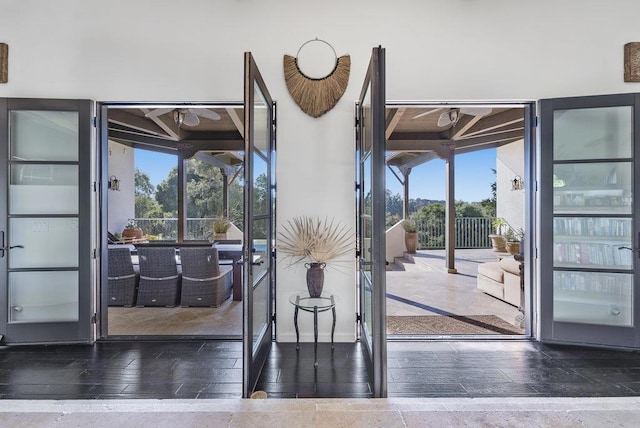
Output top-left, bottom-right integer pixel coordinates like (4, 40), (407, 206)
(145, 108), (221, 127)
(436, 107), (492, 127)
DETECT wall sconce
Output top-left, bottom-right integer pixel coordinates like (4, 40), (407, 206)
(511, 175), (524, 191)
(108, 175), (120, 191)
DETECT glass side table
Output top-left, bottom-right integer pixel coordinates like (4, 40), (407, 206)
(289, 292), (338, 367)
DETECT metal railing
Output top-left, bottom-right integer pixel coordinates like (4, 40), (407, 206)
(134, 216), (494, 248)
(414, 217), (495, 249)
(133, 218), (230, 241)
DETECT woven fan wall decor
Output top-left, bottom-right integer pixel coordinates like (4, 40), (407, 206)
(283, 39), (350, 118)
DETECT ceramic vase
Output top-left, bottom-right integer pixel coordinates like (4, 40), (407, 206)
(305, 262), (326, 298)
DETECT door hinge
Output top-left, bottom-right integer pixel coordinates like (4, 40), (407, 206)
(93, 181), (98, 192)
(93, 117), (97, 127)
(355, 117), (360, 127)
(534, 116), (539, 127)
(91, 248), (97, 259)
(356, 313), (362, 322)
(355, 249), (361, 258)
(355, 182), (361, 191)
(91, 313), (97, 324)
(271, 314), (276, 323)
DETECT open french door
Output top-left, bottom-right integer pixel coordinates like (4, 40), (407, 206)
(355, 47), (387, 397)
(539, 93), (640, 348)
(243, 52), (276, 397)
(0, 98), (96, 344)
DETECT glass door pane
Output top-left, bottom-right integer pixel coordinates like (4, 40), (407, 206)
(9, 271), (79, 323)
(356, 47), (386, 397)
(540, 93), (639, 347)
(243, 53), (275, 397)
(0, 98), (94, 344)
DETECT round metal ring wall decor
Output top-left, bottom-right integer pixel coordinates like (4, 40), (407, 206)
(283, 38), (350, 118)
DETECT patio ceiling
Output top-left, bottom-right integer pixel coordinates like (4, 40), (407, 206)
(385, 105), (525, 171)
(108, 104), (525, 172)
(107, 106), (245, 169)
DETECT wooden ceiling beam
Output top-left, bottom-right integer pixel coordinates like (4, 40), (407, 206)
(388, 131), (447, 141)
(178, 140), (245, 152)
(139, 108), (181, 140)
(463, 109), (524, 137)
(225, 107), (244, 138)
(388, 151), (440, 169)
(452, 114), (483, 139)
(385, 107), (405, 140)
(459, 122), (524, 139)
(108, 129), (179, 150)
(386, 140), (447, 151)
(108, 110), (170, 138)
(459, 127), (524, 144)
(387, 128), (523, 152)
(180, 130), (243, 141)
(456, 137), (522, 155)
(410, 107), (444, 120)
(453, 130), (524, 150)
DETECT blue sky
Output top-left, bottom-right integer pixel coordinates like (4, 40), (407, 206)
(136, 148), (495, 203)
(386, 148), (496, 203)
(135, 149), (177, 187)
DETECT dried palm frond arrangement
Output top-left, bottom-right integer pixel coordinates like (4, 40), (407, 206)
(278, 216), (353, 267)
(283, 39), (350, 118)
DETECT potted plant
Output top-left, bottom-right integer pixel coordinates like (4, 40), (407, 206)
(402, 219), (418, 254)
(278, 216), (352, 297)
(213, 217), (231, 240)
(122, 219), (143, 242)
(490, 218), (507, 252)
(504, 226), (524, 255)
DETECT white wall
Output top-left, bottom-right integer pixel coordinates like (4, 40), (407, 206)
(2, 0), (640, 342)
(496, 140), (525, 233)
(107, 141), (135, 234)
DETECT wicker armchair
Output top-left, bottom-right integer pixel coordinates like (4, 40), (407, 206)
(179, 247), (233, 307)
(136, 247), (181, 307)
(107, 247), (138, 307)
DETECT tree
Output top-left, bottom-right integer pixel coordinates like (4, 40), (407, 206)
(152, 159), (244, 238)
(386, 190), (403, 217)
(251, 172), (270, 239)
(481, 168), (497, 217)
(135, 168), (155, 197)
(479, 198), (496, 217)
(455, 201), (484, 218)
(155, 167), (178, 216)
(135, 168), (162, 219)
(414, 203), (445, 221)
(135, 195), (163, 220)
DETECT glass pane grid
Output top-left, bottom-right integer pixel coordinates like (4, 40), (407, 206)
(552, 104), (635, 330)
(553, 270), (633, 326)
(553, 217), (633, 270)
(10, 110), (79, 161)
(9, 271), (79, 323)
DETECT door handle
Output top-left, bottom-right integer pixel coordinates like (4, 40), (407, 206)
(0, 245), (24, 251)
(618, 246), (640, 252)
(0, 232), (25, 257)
(618, 245), (640, 259)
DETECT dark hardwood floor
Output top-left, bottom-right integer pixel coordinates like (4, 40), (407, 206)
(1, 339), (640, 399)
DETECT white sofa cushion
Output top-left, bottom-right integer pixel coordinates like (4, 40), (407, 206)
(500, 257), (521, 276)
(477, 261), (503, 283)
